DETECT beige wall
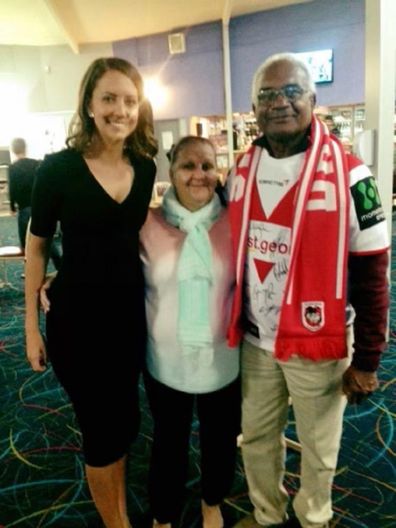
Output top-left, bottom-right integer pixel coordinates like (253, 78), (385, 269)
(0, 42), (113, 151)
(0, 42), (113, 113)
(39, 43), (114, 112)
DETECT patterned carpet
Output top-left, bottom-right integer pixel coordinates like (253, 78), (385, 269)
(0, 214), (395, 528)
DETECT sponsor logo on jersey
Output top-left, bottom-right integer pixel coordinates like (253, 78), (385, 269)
(247, 222), (291, 284)
(247, 236), (289, 256)
(351, 176), (385, 230)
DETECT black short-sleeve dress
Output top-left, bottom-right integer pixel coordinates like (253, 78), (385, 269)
(30, 148), (156, 467)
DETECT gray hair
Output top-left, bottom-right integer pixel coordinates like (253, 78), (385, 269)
(251, 52), (316, 106)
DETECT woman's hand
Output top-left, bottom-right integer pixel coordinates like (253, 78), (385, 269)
(24, 234), (52, 373)
(26, 329), (47, 372)
(40, 273), (56, 313)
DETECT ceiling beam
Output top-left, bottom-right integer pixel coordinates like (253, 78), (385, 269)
(42, 0), (80, 54)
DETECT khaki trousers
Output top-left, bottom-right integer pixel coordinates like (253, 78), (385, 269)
(240, 339), (349, 528)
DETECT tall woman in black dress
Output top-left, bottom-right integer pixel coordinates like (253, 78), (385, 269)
(25, 57), (157, 528)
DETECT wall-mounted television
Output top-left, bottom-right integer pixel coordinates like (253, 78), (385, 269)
(295, 49), (333, 84)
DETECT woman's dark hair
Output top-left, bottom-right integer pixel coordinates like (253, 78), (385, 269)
(66, 57), (158, 158)
(168, 135), (227, 206)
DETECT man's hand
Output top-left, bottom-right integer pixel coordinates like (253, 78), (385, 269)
(342, 365), (379, 404)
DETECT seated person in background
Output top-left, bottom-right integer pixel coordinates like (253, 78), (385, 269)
(140, 135), (240, 528)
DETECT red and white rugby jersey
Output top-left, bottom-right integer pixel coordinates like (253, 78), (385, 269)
(244, 150), (304, 352)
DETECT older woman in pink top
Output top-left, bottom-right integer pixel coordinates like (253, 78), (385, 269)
(140, 136), (240, 528)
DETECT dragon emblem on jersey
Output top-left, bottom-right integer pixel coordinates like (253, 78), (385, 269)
(302, 302), (325, 331)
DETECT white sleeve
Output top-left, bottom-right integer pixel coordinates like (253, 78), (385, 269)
(349, 163), (389, 254)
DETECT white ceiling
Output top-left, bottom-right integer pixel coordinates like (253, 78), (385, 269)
(0, 0), (312, 53)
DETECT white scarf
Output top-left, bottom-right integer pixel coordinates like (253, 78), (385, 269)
(162, 186), (222, 355)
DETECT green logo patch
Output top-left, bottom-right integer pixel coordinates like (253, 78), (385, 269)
(351, 176), (385, 230)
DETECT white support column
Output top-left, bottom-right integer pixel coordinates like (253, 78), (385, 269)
(364, 0), (396, 243)
(222, 0), (234, 170)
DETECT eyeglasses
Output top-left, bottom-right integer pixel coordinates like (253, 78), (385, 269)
(257, 84), (307, 105)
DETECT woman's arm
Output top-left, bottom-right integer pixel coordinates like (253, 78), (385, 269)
(25, 233), (50, 372)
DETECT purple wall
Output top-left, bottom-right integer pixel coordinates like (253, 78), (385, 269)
(113, 0), (365, 118)
(114, 23), (224, 119)
(231, 0), (365, 112)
